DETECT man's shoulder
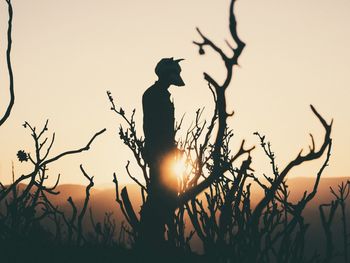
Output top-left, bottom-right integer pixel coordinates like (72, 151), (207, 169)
(143, 84), (157, 96)
(143, 83), (162, 102)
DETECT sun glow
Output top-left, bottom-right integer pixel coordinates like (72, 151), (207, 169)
(172, 155), (187, 178)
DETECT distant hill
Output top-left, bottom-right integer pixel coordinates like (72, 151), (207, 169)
(52, 176), (350, 213)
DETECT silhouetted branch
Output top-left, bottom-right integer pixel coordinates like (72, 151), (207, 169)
(67, 196), (77, 243)
(0, 0), (14, 127)
(107, 91), (149, 187)
(121, 187), (139, 231)
(113, 173), (135, 234)
(125, 161), (146, 192)
(231, 139), (255, 164)
(193, 27), (229, 64)
(0, 125), (105, 202)
(41, 128), (106, 166)
(77, 165), (94, 246)
(178, 0), (246, 206)
(320, 201), (339, 263)
(329, 180), (350, 263)
(252, 105), (332, 226)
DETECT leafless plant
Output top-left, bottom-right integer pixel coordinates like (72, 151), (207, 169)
(0, 121), (105, 246)
(320, 180), (350, 263)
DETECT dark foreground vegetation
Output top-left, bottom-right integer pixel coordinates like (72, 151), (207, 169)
(0, 0), (348, 262)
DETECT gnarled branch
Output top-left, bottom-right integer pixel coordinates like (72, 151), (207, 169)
(0, 0), (14, 127)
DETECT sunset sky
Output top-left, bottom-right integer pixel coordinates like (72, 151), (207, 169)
(0, 0), (349, 187)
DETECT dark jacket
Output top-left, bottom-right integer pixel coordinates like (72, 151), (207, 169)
(142, 81), (175, 163)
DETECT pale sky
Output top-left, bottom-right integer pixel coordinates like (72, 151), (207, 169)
(0, 0), (349, 186)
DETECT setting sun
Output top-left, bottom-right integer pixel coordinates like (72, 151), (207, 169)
(172, 155), (187, 178)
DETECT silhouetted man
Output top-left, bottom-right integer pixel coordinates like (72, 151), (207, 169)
(140, 57), (185, 248)
(143, 57), (184, 196)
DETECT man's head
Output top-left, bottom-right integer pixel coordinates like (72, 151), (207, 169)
(155, 57), (185, 87)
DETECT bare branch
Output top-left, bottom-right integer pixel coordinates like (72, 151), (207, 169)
(77, 164), (94, 246)
(42, 128), (106, 166)
(113, 173), (133, 229)
(252, 105), (332, 225)
(178, 0), (246, 206)
(231, 139), (255, 164)
(125, 161), (147, 192)
(193, 27), (229, 63)
(121, 187), (139, 231)
(0, 0), (14, 127)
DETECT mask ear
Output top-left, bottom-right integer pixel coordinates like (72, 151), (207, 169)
(174, 58), (185, 63)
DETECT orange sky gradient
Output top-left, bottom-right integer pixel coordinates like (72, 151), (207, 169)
(0, 0), (349, 187)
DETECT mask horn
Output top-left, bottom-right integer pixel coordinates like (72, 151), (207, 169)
(174, 58), (185, 63)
